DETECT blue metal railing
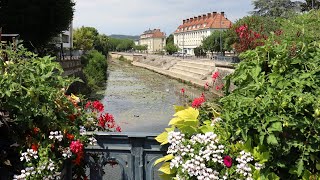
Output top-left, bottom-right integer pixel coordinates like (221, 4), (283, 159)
(83, 132), (167, 180)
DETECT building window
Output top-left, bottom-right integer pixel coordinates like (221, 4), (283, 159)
(62, 34), (69, 43)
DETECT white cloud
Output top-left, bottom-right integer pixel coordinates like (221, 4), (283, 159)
(73, 0), (254, 35)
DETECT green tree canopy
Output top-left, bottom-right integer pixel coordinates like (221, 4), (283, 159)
(301, 0), (320, 11)
(251, 0), (301, 17)
(73, 26), (99, 51)
(0, 0), (74, 48)
(164, 43), (179, 55)
(202, 31), (226, 55)
(94, 34), (109, 55)
(166, 34), (174, 45)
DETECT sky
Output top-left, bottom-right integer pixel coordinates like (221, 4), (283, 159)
(73, 0), (254, 36)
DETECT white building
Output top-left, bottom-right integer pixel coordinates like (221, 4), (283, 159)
(173, 12), (232, 55)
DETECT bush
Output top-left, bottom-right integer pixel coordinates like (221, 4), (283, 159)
(221, 39), (320, 179)
(81, 50), (108, 91)
(0, 45), (119, 179)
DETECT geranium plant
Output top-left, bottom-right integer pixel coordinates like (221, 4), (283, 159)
(0, 45), (120, 179)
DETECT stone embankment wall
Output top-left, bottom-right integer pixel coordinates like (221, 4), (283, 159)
(110, 52), (235, 96)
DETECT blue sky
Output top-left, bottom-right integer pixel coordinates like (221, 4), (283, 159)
(73, 0), (254, 36)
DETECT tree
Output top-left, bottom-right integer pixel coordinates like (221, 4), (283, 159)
(164, 43), (179, 55)
(133, 45), (148, 52)
(116, 39), (134, 51)
(94, 34), (109, 56)
(202, 31), (226, 56)
(194, 46), (206, 57)
(73, 26), (99, 51)
(251, 0), (301, 17)
(166, 34), (174, 44)
(301, 0), (320, 11)
(0, 0), (74, 48)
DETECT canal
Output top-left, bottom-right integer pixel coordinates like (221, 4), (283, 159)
(98, 58), (207, 133)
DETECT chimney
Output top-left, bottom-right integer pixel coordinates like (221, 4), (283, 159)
(203, 14), (206, 19)
(212, 12), (217, 16)
(183, 20), (186, 24)
(221, 12), (225, 17)
(186, 18), (189, 23)
(198, 15), (201, 20)
(194, 16), (197, 21)
(207, 13), (211, 17)
(190, 18), (194, 22)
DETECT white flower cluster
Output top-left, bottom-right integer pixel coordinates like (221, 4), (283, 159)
(62, 147), (72, 158)
(20, 149), (38, 162)
(236, 151), (254, 180)
(43, 172), (61, 180)
(190, 132), (219, 145)
(88, 137), (97, 145)
(49, 131), (63, 141)
(13, 167), (36, 180)
(167, 131), (185, 154)
(255, 162), (264, 170)
(199, 142), (224, 163)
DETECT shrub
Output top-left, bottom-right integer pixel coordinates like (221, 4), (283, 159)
(81, 50), (108, 91)
(221, 39), (320, 179)
(0, 45), (119, 179)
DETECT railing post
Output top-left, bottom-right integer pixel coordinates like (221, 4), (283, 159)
(131, 137), (144, 180)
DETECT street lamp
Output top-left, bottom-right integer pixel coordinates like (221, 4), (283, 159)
(219, 12), (223, 56)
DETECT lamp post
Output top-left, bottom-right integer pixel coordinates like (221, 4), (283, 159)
(219, 13), (223, 56)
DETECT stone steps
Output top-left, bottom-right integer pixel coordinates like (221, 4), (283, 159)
(168, 60), (216, 80)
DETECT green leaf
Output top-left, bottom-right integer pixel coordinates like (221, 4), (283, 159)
(267, 134), (278, 145)
(199, 125), (214, 133)
(297, 159), (304, 176)
(154, 154), (174, 166)
(173, 105), (185, 113)
(155, 131), (168, 145)
(316, 163), (320, 170)
(159, 162), (175, 174)
(267, 122), (283, 132)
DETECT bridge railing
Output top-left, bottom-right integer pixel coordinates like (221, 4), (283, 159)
(80, 132), (167, 180)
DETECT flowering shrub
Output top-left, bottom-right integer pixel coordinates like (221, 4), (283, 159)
(155, 107), (267, 179)
(0, 45), (119, 179)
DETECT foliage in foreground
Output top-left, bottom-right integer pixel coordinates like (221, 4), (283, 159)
(221, 39), (320, 179)
(0, 46), (119, 179)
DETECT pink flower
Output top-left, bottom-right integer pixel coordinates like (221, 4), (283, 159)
(216, 84), (224, 91)
(93, 101), (104, 112)
(212, 71), (220, 80)
(180, 88), (185, 94)
(116, 126), (122, 132)
(191, 96), (206, 108)
(70, 140), (84, 154)
(223, 156), (232, 168)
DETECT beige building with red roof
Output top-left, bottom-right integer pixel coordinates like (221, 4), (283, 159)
(174, 12), (232, 56)
(139, 29), (166, 53)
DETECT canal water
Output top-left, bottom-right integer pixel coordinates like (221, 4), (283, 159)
(99, 59), (207, 133)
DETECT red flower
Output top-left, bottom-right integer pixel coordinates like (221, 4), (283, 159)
(31, 144), (38, 151)
(93, 101), (104, 112)
(191, 96), (206, 108)
(212, 71), (220, 80)
(33, 127), (40, 134)
(68, 114), (76, 121)
(70, 140), (84, 154)
(73, 151), (84, 165)
(85, 101), (91, 109)
(180, 88), (185, 94)
(223, 156), (233, 168)
(66, 133), (75, 141)
(216, 84), (224, 91)
(116, 126), (122, 132)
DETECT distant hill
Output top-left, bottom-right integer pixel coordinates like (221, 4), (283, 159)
(109, 34), (140, 40)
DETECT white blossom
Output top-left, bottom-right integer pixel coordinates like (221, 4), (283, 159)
(49, 131), (63, 141)
(88, 137), (97, 145)
(62, 147), (72, 159)
(20, 149), (38, 162)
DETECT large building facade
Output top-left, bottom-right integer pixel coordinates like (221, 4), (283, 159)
(139, 29), (166, 53)
(174, 12), (232, 55)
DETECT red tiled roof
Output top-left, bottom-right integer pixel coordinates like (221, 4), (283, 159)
(174, 12), (232, 33)
(141, 29), (166, 38)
